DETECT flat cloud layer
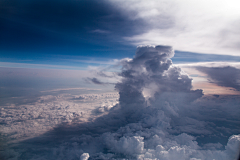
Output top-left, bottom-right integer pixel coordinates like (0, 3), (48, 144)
(0, 93), (119, 141)
(1, 46), (240, 160)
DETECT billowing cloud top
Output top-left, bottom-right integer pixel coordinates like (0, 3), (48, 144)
(135, 45), (174, 59)
(1, 45), (240, 160)
(117, 45), (202, 109)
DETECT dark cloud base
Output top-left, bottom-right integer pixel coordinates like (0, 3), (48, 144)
(197, 66), (240, 91)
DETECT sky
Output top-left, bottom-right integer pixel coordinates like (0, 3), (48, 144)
(1, 0), (240, 160)
(1, 0), (240, 67)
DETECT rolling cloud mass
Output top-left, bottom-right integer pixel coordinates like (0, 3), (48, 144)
(1, 0), (240, 159)
(1, 46), (240, 160)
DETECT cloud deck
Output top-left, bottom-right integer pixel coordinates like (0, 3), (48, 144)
(1, 46), (240, 160)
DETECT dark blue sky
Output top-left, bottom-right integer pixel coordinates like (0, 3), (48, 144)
(1, 0), (240, 69)
(0, 0), (139, 60)
(1, 2), (240, 159)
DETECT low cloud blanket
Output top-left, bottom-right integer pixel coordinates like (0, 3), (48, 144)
(1, 46), (240, 160)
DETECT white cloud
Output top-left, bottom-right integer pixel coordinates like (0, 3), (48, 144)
(105, 135), (145, 155)
(0, 92), (119, 141)
(1, 46), (240, 160)
(80, 153), (90, 160)
(176, 62), (240, 68)
(109, 0), (240, 56)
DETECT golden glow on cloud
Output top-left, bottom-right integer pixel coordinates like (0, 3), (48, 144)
(182, 67), (240, 95)
(193, 82), (240, 95)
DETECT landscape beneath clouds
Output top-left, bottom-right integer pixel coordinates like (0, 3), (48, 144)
(1, 46), (240, 160)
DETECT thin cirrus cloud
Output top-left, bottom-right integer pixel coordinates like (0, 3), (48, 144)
(109, 0), (240, 56)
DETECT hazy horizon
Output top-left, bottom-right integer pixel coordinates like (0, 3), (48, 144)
(1, 0), (240, 160)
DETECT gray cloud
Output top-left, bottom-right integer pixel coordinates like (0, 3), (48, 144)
(85, 77), (115, 85)
(86, 77), (105, 85)
(96, 71), (117, 78)
(1, 46), (240, 160)
(197, 66), (240, 91)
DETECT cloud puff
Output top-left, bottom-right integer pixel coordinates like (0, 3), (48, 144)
(105, 135), (145, 156)
(80, 153), (90, 160)
(1, 46), (240, 160)
(116, 45), (202, 118)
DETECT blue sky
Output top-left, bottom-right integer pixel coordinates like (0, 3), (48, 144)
(1, 0), (240, 70)
(1, 0), (240, 97)
(1, 1), (240, 159)
(1, 0), (240, 99)
(0, 0), (137, 67)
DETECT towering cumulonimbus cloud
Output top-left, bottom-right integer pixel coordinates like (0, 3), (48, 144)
(116, 45), (203, 120)
(2, 45), (240, 160)
(97, 45), (239, 160)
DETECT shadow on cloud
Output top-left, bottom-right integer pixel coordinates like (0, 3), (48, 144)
(2, 46), (240, 160)
(197, 66), (240, 91)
